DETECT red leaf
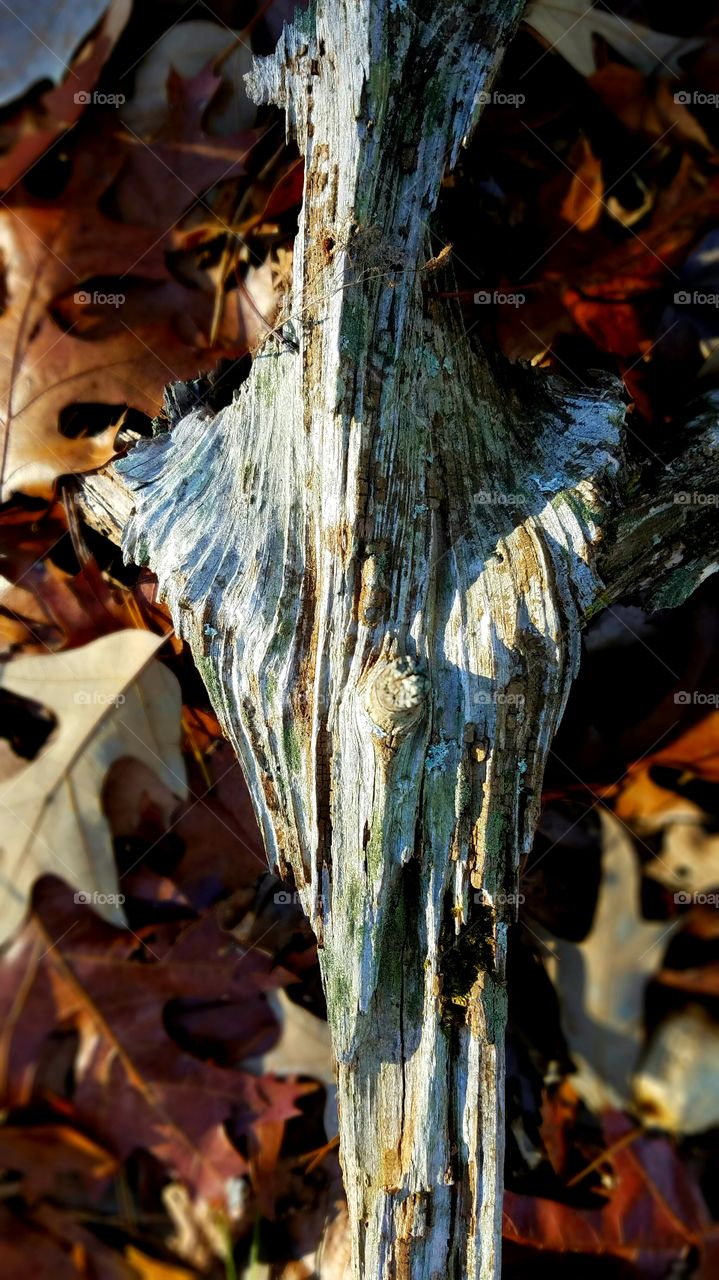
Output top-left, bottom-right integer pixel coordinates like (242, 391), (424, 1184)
(503, 1112), (719, 1271)
(114, 64), (262, 228)
(0, 879), (303, 1206)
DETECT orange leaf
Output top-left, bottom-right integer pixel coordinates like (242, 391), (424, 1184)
(560, 135), (603, 232)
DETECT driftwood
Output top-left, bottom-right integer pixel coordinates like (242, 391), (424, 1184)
(76, 2), (719, 1275)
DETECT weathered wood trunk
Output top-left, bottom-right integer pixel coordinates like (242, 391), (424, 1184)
(77, 2), (719, 1276)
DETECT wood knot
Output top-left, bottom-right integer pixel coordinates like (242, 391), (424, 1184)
(364, 655), (429, 740)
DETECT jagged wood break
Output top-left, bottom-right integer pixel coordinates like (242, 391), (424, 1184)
(106, 2), (719, 1276)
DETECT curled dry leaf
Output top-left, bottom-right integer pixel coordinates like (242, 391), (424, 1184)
(0, 630), (186, 942)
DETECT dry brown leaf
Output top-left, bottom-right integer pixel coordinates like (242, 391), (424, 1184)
(0, 630), (186, 941)
(0, 110), (255, 502)
(0, 555), (150, 658)
(0, 882), (305, 1206)
(0, 143), (169, 502)
(504, 1112), (719, 1269)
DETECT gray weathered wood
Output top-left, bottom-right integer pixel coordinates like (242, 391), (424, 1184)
(73, 3), (719, 1276)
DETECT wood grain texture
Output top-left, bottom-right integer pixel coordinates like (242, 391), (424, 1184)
(79, 2), (719, 1276)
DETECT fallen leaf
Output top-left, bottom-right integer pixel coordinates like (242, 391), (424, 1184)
(524, 0), (704, 79)
(114, 64), (261, 228)
(0, 879), (304, 1206)
(536, 810), (678, 1110)
(0, 1124), (117, 1200)
(0, 0), (132, 191)
(0, 110), (256, 502)
(0, 554), (152, 658)
(120, 20), (255, 140)
(0, 132), (168, 502)
(559, 134), (603, 231)
(243, 988), (337, 1139)
(504, 1111), (719, 1270)
(102, 740), (268, 910)
(0, 630), (185, 941)
(0, 0), (111, 107)
(591, 65), (712, 151)
(633, 1004), (719, 1133)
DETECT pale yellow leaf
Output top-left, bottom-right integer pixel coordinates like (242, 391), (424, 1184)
(0, 630), (186, 942)
(525, 0), (704, 78)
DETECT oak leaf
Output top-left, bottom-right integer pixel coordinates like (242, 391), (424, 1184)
(0, 106), (257, 501)
(0, 630), (186, 942)
(525, 0), (703, 78)
(0, 879), (305, 1205)
(0, 0), (112, 107)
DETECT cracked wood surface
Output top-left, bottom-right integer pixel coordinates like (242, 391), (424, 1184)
(70, 2), (719, 1276)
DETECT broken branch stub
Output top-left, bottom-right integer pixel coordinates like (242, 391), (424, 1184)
(112, 2), (635, 1275)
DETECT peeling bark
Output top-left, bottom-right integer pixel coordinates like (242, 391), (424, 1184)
(74, 4), (719, 1277)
